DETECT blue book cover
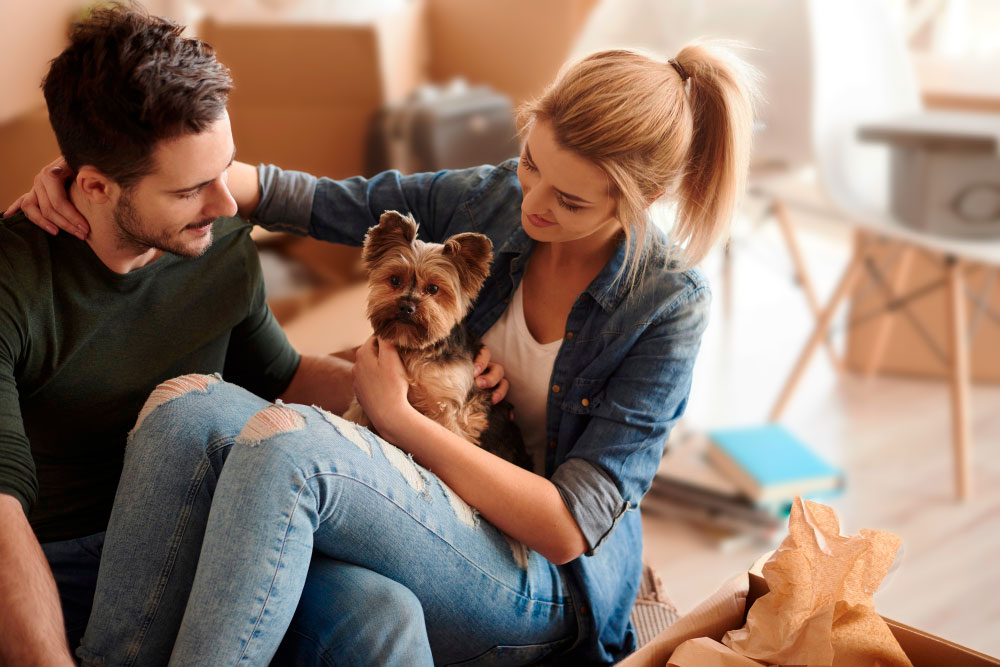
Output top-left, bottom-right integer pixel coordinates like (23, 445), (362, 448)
(706, 424), (844, 505)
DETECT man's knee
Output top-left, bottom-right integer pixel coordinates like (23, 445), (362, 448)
(369, 578), (426, 631)
(234, 404), (306, 447)
(132, 373), (222, 434)
(297, 566), (427, 639)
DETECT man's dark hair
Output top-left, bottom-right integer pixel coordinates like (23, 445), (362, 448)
(43, 3), (233, 188)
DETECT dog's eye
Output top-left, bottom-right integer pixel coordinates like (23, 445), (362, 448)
(425, 284), (439, 295)
(389, 275), (402, 288)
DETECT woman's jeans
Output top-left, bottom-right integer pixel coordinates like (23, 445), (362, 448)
(77, 375), (578, 666)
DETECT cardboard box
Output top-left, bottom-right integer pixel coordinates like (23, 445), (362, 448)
(845, 233), (1000, 383)
(426, 0), (600, 107)
(620, 564), (1000, 667)
(199, 0), (428, 179)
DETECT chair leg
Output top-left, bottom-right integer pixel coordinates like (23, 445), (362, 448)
(863, 244), (917, 378)
(770, 237), (870, 422)
(722, 239), (734, 323)
(773, 200), (842, 371)
(946, 258), (972, 501)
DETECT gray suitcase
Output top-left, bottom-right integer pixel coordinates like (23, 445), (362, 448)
(365, 80), (520, 175)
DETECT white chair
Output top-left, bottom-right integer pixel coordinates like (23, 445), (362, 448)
(767, 0), (1000, 501)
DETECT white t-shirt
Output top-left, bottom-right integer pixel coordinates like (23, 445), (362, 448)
(480, 281), (561, 475)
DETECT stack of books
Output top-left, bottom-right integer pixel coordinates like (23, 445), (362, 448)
(646, 424), (844, 549)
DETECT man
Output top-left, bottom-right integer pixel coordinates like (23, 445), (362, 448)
(0, 6), (485, 664)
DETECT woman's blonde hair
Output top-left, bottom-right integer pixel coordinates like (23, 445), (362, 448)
(518, 43), (757, 282)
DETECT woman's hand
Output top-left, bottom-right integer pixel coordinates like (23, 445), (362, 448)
(473, 346), (509, 404)
(2, 157), (88, 239)
(352, 336), (418, 437)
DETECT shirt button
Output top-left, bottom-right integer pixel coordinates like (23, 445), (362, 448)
(551, 384), (560, 393)
(565, 331), (574, 340)
(581, 398), (589, 407)
(548, 439), (557, 450)
(580, 604), (589, 616)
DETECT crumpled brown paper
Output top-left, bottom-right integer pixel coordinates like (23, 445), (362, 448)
(668, 498), (912, 667)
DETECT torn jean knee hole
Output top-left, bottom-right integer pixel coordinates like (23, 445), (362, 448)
(131, 373), (222, 434)
(504, 534), (530, 570)
(311, 405), (372, 456)
(437, 478), (479, 528)
(235, 405), (306, 446)
(378, 440), (429, 495)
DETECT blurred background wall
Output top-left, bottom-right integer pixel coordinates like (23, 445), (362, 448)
(4, 0), (1000, 202)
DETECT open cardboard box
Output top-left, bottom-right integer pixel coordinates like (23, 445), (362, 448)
(619, 554), (1000, 667)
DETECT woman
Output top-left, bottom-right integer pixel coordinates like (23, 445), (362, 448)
(12, 46), (754, 665)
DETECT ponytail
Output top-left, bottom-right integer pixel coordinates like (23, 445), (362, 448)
(671, 43), (757, 268)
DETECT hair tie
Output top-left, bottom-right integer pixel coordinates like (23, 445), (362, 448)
(668, 58), (690, 82)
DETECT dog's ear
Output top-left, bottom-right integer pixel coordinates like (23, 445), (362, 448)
(362, 211), (419, 267)
(442, 233), (493, 299)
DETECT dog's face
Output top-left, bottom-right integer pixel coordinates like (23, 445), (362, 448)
(361, 211), (493, 350)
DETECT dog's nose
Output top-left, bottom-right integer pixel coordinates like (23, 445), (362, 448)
(398, 301), (417, 316)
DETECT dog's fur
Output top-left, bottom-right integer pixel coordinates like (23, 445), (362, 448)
(342, 211), (530, 470)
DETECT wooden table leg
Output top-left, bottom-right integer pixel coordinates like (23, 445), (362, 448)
(770, 237), (870, 422)
(774, 200), (842, 371)
(863, 243), (917, 378)
(946, 258), (972, 501)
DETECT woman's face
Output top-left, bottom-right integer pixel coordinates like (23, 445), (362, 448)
(517, 119), (621, 247)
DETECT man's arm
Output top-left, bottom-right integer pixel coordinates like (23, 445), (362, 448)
(278, 354), (356, 416)
(0, 265), (71, 664)
(0, 494), (74, 666)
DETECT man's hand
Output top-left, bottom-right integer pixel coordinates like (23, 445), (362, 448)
(473, 345), (509, 404)
(3, 156), (89, 240)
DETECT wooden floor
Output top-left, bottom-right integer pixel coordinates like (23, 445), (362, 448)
(641, 202), (1000, 658)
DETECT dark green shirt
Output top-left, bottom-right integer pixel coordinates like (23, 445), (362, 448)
(0, 213), (300, 543)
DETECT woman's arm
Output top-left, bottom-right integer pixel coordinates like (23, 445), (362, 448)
(353, 337), (588, 564)
(228, 160), (260, 218)
(4, 158), (261, 234)
(252, 162), (505, 246)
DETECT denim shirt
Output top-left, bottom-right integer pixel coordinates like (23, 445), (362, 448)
(255, 160), (710, 664)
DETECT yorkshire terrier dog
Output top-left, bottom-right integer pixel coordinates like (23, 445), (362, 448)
(342, 210), (530, 470)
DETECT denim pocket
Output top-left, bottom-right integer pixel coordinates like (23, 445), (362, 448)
(446, 635), (574, 666)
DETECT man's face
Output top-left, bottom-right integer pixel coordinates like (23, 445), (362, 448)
(113, 112), (238, 258)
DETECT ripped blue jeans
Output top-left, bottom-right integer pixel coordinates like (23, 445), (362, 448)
(77, 376), (578, 666)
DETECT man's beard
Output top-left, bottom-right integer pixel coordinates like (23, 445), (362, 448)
(113, 191), (213, 259)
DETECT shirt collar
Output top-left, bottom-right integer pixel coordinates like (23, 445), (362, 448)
(497, 226), (661, 313)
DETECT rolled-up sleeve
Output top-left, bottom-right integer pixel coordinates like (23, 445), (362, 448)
(254, 164), (317, 236)
(552, 283), (711, 554)
(552, 457), (629, 555)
